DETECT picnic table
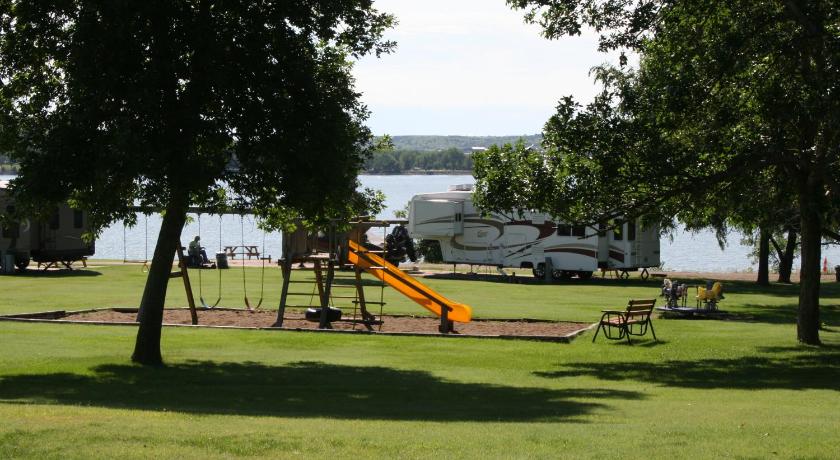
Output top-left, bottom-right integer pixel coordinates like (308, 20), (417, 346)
(600, 268), (631, 279)
(37, 256), (88, 271)
(223, 245), (265, 260)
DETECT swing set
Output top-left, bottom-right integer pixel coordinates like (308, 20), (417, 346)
(123, 210), (269, 321)
(188, 213), (268, 313)
(124, 210), (467, 333)
(122, 214), (150, 272)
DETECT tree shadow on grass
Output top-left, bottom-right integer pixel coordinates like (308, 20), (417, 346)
(534, 345), (840, 391)
(712, 302), (840, 326)
(0, 361), (643, 421)
(13, 269), (101, 278)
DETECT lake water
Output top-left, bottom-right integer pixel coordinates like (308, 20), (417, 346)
(3, 173), (837, 272)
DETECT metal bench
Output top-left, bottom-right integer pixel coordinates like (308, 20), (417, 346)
(592, 299), (658, 344)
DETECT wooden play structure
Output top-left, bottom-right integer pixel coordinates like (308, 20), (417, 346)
(274, 220), (472, 333)
(165, 216), (473, 334)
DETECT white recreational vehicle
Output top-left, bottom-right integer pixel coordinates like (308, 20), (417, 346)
(1, 180), (95, 272)
(408, 186), (660, 279)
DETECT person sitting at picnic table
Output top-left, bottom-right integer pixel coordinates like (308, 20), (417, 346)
(188, 236), (209, 265)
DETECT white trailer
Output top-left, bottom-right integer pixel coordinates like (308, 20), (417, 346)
(1, 180), (95, 271)
(408, 187), (660, 279)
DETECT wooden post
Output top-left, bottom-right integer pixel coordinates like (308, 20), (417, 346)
(439, 305), (453, 334)
(354, 267), (367, 313)
(313, 259), (325, 301)
(174, 243), (198, 325)
(318, 258), (336, 329)
(274, 256), (293, 327)
(355, 266), (376, 330)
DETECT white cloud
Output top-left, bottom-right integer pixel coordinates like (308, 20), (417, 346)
(354, 0), (622, 135)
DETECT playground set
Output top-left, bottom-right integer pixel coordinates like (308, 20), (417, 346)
(2, 187), (695, 341)
(145, 213), (475, 335)
(273, 219), (472, 334)
(3, 211), (590, 340)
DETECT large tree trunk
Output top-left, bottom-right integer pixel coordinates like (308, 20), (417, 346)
(757, 228), (770, 286)
(797, 185), (822, 345)
(131, 196), (189, 365)
(778, 229), (797, 283)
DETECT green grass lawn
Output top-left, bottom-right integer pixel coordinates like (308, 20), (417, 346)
(1, 264), (839, 458)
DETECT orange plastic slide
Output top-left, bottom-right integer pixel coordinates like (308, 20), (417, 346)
(347, 240), (472, 323)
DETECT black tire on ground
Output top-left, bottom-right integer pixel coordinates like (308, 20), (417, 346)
(304, 307), (342, 323)
(577, 271), (593, 280)
(532, 263), (545, 279)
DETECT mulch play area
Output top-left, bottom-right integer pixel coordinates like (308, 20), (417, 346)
(0, 308), (591, 342)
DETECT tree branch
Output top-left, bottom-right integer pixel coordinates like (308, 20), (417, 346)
(822, 228), (840, 243)
(769, 234), (784, 257)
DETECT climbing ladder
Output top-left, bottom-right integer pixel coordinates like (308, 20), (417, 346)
(273, 222), (388, 330)
(274, 253), (387, 329)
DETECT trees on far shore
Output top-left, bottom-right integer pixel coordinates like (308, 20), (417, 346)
(365, 148), (474, 174)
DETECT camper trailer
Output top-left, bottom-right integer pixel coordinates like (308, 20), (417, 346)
(0, 180), (95, 272)
(408, 186), (660, 279)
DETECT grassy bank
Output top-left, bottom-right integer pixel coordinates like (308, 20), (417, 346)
(4, 264), (837, 323)
(1, 264), (839, 458)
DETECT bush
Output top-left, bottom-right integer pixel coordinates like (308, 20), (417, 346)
(417, 239), (442, 263)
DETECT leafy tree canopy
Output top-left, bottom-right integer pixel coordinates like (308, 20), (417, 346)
(477, 0), (840, 344)
(0, 0), (395, 364)
(1, 0), (395, 229)
(365, 148), (473, 174)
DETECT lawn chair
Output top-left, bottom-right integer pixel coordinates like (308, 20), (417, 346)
(592, 299), (658, 344)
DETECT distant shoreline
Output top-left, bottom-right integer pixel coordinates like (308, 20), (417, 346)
(4, 171), (473, 177)
(361, 170), (473, 176)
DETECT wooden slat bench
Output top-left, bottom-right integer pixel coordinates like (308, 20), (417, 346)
(592, 299), (658, 344)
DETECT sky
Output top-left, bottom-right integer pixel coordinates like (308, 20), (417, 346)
(352, 0), (621, 136)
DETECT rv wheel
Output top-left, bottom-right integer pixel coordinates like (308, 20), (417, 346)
(15, 257), (29, 271)
(532, 264), (545, 279)
(551, 270), (572, 281)
(577, 271), (593, 280)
